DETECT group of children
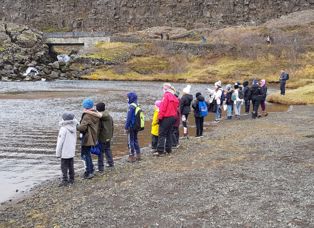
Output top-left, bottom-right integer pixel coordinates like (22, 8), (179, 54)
(55, 79), (269, 186)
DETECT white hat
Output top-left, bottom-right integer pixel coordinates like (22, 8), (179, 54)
(214, 81), (222, 88)
(182, 85), (191, 94)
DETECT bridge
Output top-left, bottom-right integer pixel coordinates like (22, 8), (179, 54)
(43, 32), (111, 48)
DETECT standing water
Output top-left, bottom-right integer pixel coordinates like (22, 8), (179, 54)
(0, 80), (288, 203)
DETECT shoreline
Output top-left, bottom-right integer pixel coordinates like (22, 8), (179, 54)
(1, 105), (313, 227)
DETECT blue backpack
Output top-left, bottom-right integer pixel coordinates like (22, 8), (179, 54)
(90, 142), (102, 156)
(198, 101), (208, 117)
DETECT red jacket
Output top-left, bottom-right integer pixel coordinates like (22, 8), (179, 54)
(158, 92), (179, 120)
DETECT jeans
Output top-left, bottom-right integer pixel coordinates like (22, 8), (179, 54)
(157, 117), (175, 153)
(195, 117), (204, 136)
(227, 105), (233, 118)
(215, 104), (221, 120)
(98, 141), (114, 171)
(172, 126), (179, 146)
(151, 135), (158, 149)
(128, 129), (140, 155)
(61, 158), (74, 182)
(280, 81), (286, 95)
(81, 146), (94, 175)
(234, 101), (242, 116)
(244, 100), (250, 113)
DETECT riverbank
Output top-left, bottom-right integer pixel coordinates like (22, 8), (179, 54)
(0, 105), (313, 227)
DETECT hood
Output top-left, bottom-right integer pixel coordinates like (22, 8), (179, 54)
(197, 95), (205, 101)
(127, 92), (138, 104)
(260, 79), (266, 87)
(183, 94), (193, 101)
(59, 119), (78, 133)
(243, 81), (249, 87)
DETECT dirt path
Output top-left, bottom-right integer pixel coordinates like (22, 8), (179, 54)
(0, 106), (313, 228)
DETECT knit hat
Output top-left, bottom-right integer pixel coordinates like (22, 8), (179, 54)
(196, 92), (202, 98)
(96, 102), (105, 112)
(155, 100), (161, 108)
(182, 85), (191, 94)
(62, 111), (75, 121)
(82, 98), (94, 109)
(214, 81), (222, 88)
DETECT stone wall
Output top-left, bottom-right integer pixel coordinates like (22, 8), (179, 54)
(1, 0), (314, 33)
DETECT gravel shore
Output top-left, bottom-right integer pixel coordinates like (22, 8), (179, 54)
(0, 105), (313, 228)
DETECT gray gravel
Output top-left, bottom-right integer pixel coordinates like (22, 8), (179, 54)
(0, 105), (313, 228)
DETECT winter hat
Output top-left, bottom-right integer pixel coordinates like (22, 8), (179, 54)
(196, 92), (202, 98)
(155, 100), (161, 108)
(260, 79), (266, 87)
(62, 111), (75, 121)
(214, 81), (222, 88)
(82, 98), (94, 109)
(96, 102), (106, 112)
(182, 85), (191, 94)
(163, 83), (172, 91)
(226, 84), (232, 91)
(252, 79), (259, 86)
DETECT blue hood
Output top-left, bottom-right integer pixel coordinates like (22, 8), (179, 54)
(127, 92), (138, 104)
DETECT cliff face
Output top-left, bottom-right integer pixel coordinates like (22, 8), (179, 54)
(1, 0), (314, 33)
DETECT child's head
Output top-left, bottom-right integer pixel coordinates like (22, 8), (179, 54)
(62, 111), (75, 121)
(195, 92), (202, 98)
(82, 98), (94, 109)
(96, 102), (106, 112)
(155, 100), (161, 109)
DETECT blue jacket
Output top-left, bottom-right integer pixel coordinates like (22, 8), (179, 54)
(125, 92), (137, 130)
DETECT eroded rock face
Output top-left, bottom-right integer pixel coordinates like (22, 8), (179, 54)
(0, 0), (314, 32)
(0, 22), (54, 81)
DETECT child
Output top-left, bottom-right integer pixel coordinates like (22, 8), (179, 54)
(192, 92), (208, 137)
(151, 100), (161, 151)
(77, 98), (101, 179)
(125, 92), (141, 162)
(96, 102), (114, 171)
(56, 111), (78, 186)
(225, 84), (234, 119)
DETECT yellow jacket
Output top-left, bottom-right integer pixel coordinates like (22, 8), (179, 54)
(151, 108), (159, 136)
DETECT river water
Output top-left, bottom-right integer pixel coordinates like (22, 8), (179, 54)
(0, 80), (288, 203)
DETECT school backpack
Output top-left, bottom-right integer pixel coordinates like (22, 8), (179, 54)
(231, 92), (237, 101)
(238, 89), (244, 99)
(131, 103), (145, 131)
(198, 101), (208, 117)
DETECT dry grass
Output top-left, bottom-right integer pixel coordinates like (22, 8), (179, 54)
(268, 83), (314, 105)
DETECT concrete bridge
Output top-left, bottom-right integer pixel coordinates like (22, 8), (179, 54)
(44, 32), (111, 48)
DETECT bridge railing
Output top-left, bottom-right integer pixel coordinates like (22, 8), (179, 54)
(43, 32), (111, 39)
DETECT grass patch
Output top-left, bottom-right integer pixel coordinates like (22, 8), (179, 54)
(128, 56), (170, 74)
(268, 83), (314, 105)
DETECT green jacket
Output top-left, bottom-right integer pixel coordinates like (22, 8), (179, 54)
(77, 110), (101, 146)
(98, 111), (114, 143)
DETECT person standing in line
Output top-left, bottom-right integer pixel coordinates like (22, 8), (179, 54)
(180, 85), (193, 138)
(259, 79), (268, 117)
(225, 84), (234, 120)
(213, 81), (223, 122)
(279, 70), (289, 95)
(151, 100), (161, 151)
(233, 82), (244, 119)
(96, 102), (114, 171)
(250, 80), (263, 119)
(155, 83), (179, 155)
(192, 92), (208, 137)
(172, 91), (181, 148)
(242, 81), (251, 114)
(125, 92), (141, 162)
(56, 111), (78, 186)
(77, 98), (101, 179)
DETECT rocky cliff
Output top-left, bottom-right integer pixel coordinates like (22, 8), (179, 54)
(1, 0), (314, 33)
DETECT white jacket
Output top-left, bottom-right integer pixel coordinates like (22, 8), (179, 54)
(233, 89), (244, 104)
(56, 119), (78, 159)
(214, 88), (222, 105)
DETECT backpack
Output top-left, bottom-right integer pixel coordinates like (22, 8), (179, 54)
(198, 101), (208, 117)
(131, 103), (145, 131)
(238, 89), (244, 99)
(286, 73), (289, 80)
(90, 141), (102, 156)
(231, 93), (237, 101)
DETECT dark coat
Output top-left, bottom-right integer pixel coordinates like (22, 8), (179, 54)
(260, 85), (267, 101)
(77, 110), (101, 146)
(243, 85), (251, 101)
(98, 111), (114, 143)
(250, 85), (263, 101)
(180, 94), (193, 115)
(125, 92), (137, 130)
(226, 90), (234, 105)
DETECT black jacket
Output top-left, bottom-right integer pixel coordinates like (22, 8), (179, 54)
(226, 90), (234, 105)
(180, 94), (193, 115)
(243, 86), (251, 101)
(260, 85), (267, 100)
(250, 85), (262, 101)
(192, 95), (208, 118)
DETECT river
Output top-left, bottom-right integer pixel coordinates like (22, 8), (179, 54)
(0, 80), (288, 203)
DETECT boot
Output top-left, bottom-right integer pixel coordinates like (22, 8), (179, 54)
(262, 111), (268, 117)
(127, 155), (136, 163)
(135, 153), (141, 161)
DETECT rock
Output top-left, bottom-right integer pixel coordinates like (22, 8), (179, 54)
(51, 61), (60, 70)
(49, 71), (59, 79)
(24, 76), (32, 81)
(27, 61), (37, 67)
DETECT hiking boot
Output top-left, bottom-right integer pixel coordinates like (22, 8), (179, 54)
(127, 155), (136, 163)
(262, 111), (268, 117)
(83, 173), (94, 179)
(68, 180), (74, 185)
(58, 181), (68, 187)
(135, 153), (141, 161)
